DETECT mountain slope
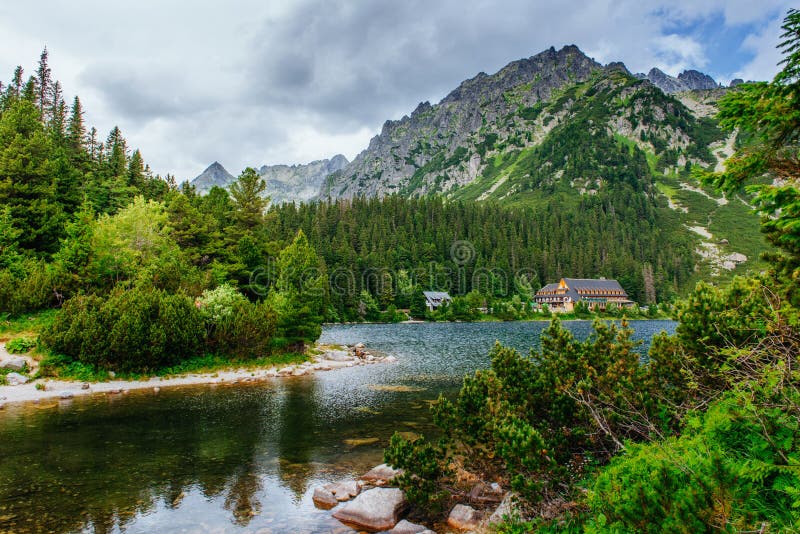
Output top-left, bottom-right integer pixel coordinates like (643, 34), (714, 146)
(318, 45), (770, 282)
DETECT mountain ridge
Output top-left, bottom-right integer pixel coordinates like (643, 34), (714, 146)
(319, 45), (729, 201)
(190, 154), (348, 203)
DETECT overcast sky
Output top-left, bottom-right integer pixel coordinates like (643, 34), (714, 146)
(0, 1), (793, 181)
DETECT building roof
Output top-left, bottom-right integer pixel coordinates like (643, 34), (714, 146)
(423, 291), (452, 301)
(535, 278), (628, 302)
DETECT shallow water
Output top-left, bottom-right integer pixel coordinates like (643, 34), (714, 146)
(0, 320), (675, 533)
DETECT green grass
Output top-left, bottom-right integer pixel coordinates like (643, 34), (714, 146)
(671, 189), (718, 225)
(156, 352), (308, 378)
(0, 309), (57, 339)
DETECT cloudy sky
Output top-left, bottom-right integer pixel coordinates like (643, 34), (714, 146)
(0, 1), (793, 181)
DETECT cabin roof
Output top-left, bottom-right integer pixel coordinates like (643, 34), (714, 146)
(423, 291), (451, 301)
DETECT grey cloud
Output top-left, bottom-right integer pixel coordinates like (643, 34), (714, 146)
(0, 0), (791, 180)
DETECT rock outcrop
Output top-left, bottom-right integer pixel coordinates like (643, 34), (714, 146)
(332, 487), (408, 531)
(637, 67), (719, 93)
(447, 504), (481, 530)
(258, 155), (348, 204)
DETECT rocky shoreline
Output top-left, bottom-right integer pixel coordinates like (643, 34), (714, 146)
(0, 343), (394, 408)
(311, 463), (514, 533)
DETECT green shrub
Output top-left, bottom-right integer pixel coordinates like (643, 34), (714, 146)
(196, 283), (248, 323)
(5, 337), (36, 353)
(384, 433), (451, 513)
(41, 287), (205, 373)
(589, 389), (800, 532)
(207, 300), (277, 359)
(0, 261), (60, 315)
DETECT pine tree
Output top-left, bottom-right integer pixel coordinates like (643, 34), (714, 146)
(35, 48), (52, 117)
(230, 167), (269, 230)
(66, 96), (86, 153)
(48, 80), (66, 141)
(271, 230), (327, 351)
(10, 66), (23, 100)
(128, 149), (145, 189)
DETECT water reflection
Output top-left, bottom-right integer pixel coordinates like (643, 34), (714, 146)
(0, 320), (676, 533)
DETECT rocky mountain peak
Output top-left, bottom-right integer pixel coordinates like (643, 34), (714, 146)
(191, 161), (235, 193)
(677, 69), (718, 90)
(638, 67), (719, 93)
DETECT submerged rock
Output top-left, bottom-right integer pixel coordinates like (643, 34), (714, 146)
(360, 463), (403, 485)
(327, 479), (361, 501)
(333, 487), (407, 531)
(313, 486), (338, 509)
(447, 504), (481, 530)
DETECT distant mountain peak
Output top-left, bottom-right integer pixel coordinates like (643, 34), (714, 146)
(191, 161), (235, 193)
(189, 155), (349, 203)
(636, 67), (720, 93)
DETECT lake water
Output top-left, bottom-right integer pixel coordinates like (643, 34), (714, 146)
(0, 320), (675, 533)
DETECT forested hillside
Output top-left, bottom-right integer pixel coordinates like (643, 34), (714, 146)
(319, 46), (769, 284)
(267, 195), (693, 318)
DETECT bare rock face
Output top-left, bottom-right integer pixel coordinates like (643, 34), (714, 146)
(332, 487), (407, 532)
(322, 45), (601, 200)
(639, 68), (719, 94)
(258, 155), (349, 204)
(359, 463), (403, 486)
(447, 504), (481, 530)
(677, 69), (719, 91)
(190, 162), (235, 193)
(189, 155), (349, 204)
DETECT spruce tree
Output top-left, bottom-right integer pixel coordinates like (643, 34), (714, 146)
(35, 48), (52, 117)
(230, 167), (269, 230)
(66, 96), (85, 153)
(271, 230), (327, 351)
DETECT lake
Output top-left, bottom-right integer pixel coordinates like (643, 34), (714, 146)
(0, 320), (675, 533)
